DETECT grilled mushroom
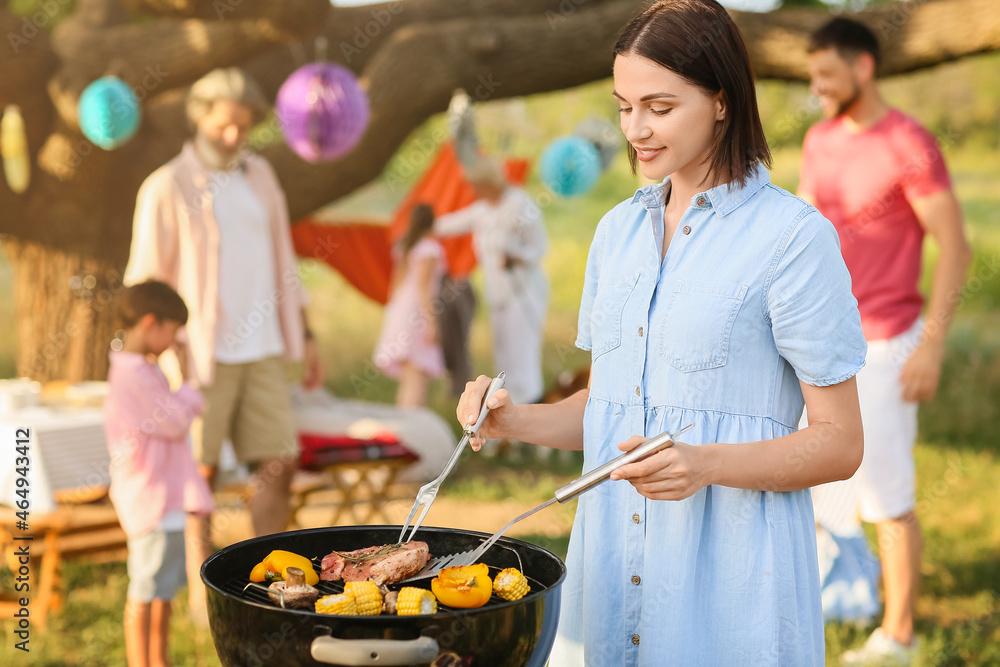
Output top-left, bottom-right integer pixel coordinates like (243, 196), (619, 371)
(267, 566), (319, 609)
(382, 590), (399, 615)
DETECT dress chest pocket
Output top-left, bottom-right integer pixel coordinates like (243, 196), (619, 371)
(590, 272), (640, 361)
(658, 279), (748, 372)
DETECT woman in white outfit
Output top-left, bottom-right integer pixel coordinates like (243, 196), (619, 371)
(434, 158), (549, 405)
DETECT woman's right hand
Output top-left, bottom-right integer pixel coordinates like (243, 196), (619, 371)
(457, 374), (519, 451)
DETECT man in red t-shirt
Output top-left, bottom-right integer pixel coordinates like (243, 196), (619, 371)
(800, 18), (972, 665)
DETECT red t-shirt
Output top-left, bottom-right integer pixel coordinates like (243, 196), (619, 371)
(800, 109), (951, 341)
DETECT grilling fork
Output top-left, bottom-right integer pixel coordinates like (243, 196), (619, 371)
(397, 371), (507, 544)
(400, 423), (695, 582)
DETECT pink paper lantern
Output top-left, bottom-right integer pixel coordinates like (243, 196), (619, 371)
(276, 63), (369, 163)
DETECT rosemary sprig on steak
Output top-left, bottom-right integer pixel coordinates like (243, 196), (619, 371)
(329, 543), (408, 564)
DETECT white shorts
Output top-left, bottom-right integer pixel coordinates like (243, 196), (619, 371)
(807, 318), (922, 525)
(126, 527), (187, 602)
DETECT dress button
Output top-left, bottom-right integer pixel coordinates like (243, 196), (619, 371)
(682, 225), (691, 235)
(632, 513), (640, 524)
(631, 575), (641, 585)
(635, 386), (640, 397)
(638, 326), (643, 337)
(632, 634), (641, 646)
(696, 196), (707, 206)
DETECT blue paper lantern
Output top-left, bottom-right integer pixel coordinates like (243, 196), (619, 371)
(276, 63), (370, 163)
(78, 77), (141, 150)
(539, 135), (602, 197)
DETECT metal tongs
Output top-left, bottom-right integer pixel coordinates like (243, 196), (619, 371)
(401, 422), (695, 582)
(397, 372), (507, 544)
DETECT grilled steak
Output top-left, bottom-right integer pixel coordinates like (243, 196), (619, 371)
(320, 541), (430, 585)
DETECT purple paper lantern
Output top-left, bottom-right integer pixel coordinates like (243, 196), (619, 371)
(276, 63), (369, 163)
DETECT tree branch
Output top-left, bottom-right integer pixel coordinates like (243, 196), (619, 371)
(45, 0), (330, 129)
(120, 0), (329, 35)
(270, 0), (639, 219)
(72, 0), (130, 28)
(266, 0), (1000, 217)
(0, 9), (59, 101)
(6, 0), (997, 246)
(0, 8), (58, 225)
(244, 0), (622, 98)
(733, 0), (1000, 80)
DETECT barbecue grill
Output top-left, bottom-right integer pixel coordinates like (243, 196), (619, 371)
(201, 526), (566, 666)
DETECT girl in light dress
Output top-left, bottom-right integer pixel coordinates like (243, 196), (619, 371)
(374, 204), (447, 408)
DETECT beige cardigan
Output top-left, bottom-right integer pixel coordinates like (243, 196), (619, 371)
(124, 142), (306, 386)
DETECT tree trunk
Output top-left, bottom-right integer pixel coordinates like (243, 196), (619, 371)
(3, 238), (124, 383)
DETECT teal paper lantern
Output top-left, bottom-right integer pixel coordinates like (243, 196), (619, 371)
(539, 135), (602, 197)
(78, 77), (141, 150)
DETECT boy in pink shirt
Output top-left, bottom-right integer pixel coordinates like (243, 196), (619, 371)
(800, 18), (972, 665)
(104, 281), (214, 667)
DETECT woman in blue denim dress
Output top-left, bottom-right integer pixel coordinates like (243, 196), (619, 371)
(458, 1), (867, 664)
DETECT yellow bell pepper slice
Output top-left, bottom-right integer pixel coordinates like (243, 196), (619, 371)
(431, 563), (493, 609)
(249, 561), (269, 582)
(248, 550), (319, 586)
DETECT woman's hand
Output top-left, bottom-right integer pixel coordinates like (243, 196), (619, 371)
(609, 436), (717, 501)
(456, 375), (520, 451)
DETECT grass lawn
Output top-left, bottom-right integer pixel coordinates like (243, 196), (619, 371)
(1, 89), (998, 663)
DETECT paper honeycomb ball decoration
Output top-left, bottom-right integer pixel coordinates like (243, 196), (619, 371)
(276, 63), (370, 163)
(539, 135), (602, 197)
(78, 77), (141, 150)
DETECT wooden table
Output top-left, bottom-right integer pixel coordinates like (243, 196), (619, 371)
(287, 457), (415, 528)
(0, 492), (125, 632)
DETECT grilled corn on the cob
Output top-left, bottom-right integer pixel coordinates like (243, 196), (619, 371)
(493, 568), (530, 601)
(396, 587), (437, 615)
(343, 581), (383, 616)
(315, 593), (358, 615)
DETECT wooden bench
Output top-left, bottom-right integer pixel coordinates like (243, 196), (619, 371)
(287, 457), (415, 528)
(283, 433), (420, 529)
(0, 489), (126, 632)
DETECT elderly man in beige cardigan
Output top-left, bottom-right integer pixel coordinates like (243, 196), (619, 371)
(124, 68), (322, 622)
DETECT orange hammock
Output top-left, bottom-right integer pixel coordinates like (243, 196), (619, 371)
(292, 144), (530, 305)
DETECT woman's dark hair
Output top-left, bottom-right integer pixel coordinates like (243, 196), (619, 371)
(614, 0), (771, 187)
(118, 280), (189, 329)
(399, 203), (436, 260)
(808, 18), (881, 69)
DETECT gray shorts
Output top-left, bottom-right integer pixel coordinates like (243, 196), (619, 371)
(126, 528), (186, 602)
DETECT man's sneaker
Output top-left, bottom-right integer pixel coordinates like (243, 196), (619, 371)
(841, 628), (920, 666)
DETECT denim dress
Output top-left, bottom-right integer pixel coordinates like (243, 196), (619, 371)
(549, 167), (867, 666)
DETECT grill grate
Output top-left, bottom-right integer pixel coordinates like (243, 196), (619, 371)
(222, 561), (548, 616)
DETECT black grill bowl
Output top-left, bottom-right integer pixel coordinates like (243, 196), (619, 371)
(201, 525), (566, 667)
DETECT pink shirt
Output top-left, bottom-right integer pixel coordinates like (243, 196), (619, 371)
(124, 142), (306, 386)
(800, 109), (951, 340)
(103, 351), (214, 537)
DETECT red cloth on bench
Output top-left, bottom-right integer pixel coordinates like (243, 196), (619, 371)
(298, 432), (418, 470)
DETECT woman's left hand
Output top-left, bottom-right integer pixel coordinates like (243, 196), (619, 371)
(609, 436), (716, 501)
